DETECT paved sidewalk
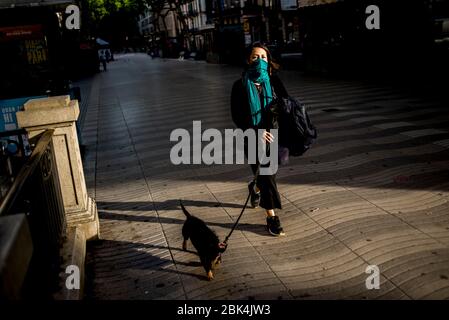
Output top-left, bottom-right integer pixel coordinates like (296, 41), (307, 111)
(81, 53), (449, 300)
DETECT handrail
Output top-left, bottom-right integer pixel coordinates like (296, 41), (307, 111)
(0, 129), (54, 216)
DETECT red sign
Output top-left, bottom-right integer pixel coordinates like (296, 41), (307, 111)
(0, 24), (44, 42)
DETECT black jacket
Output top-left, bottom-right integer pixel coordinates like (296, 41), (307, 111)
(231, 74), (288, 131)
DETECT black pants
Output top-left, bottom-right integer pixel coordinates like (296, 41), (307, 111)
(245, 139), (282, 210)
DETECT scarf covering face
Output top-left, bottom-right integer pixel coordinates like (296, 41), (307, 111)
(243, 58), (273, 126)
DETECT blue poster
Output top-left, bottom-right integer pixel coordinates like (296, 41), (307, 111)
(0, 96), (46, 132)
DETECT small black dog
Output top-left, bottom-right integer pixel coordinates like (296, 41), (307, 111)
(180, 201), (225, 280)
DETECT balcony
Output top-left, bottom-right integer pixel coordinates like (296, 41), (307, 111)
(212, 1), (265, 19)
(188, 9), (199, 17)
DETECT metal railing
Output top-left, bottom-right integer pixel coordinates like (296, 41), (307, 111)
(0, 129), (66, 299)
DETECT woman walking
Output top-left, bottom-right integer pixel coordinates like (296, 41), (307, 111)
(231, 43), (288, 236)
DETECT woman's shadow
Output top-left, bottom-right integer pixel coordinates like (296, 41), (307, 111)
(97, 199), (271, 237)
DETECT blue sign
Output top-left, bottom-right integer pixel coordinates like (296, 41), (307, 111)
(0, 96), (46, 132)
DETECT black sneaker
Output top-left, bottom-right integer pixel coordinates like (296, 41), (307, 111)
(248, 181), (261, 208)
(266, 216), (285, 236)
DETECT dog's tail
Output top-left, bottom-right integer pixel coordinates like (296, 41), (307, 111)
(179, 200), (191, 218)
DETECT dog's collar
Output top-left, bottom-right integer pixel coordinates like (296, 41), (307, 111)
(218, 242), (227, 253)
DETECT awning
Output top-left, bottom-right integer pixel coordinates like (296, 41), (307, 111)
(281, 0), (299, 11)
(96, 38), (110, 46)
(297, 0), (341, 8)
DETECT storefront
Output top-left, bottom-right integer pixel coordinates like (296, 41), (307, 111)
(297, 0), (435, 75)
(0, 1), (83, 160)
(0, 1), (80, 99)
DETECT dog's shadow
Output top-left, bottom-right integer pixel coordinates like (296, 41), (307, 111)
(87, 240), (214, 284)
(228, 222), (271, 237)
(169, 246), (221, 281)
(177, 261), (202, 267)
(176, 248), (202, 266)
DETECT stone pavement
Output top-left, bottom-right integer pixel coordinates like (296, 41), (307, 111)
(80, 53), (449, 300)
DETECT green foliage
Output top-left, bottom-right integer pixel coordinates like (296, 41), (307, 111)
(81, 0), (196, 47)
(86, 0), (147, 22)
(80, 0), (148, 47)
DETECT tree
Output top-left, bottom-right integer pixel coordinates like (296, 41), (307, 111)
(81, 0), (148, 48)
(81, 0), (196, 50)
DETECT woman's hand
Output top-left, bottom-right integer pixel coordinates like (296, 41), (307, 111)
(261, 130), (275, 144)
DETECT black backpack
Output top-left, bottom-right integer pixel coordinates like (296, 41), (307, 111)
(265, 96), (317, 156)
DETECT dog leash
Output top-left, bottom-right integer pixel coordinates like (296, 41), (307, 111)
(219, 164), (261, 253)
(219, 133), (275, 253)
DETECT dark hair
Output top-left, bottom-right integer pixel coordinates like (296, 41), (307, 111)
(245, 42), (280, 75)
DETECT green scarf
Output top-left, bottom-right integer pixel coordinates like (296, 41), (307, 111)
(243, 59), (273, 126)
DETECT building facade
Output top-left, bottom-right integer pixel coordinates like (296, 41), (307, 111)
(137, 0), (446, 73)
(180, 0), (216, 56)
(211, 0), (297, 64)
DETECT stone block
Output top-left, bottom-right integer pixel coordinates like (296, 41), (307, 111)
(17, 96), (99, 241)
(23, 95), (71, 111)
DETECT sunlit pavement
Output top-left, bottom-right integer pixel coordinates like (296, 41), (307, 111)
(79, 53), (449, 300)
